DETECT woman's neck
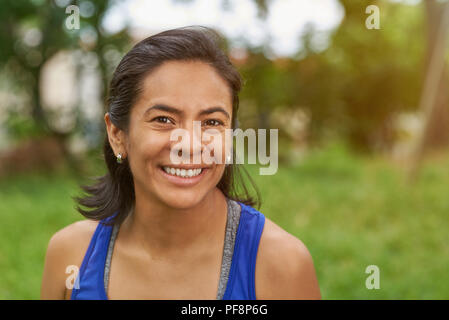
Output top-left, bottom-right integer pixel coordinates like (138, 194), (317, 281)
(120, 187), (228, 259)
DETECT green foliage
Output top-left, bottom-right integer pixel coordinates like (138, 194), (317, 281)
(0, 0), (131, 138)
(0, 0), (433, 153)
(237, 0), (427, 152)
(4, 110), (48, 143)
(323, 0), (425, 151)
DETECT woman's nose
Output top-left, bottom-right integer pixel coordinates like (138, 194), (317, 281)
(171, 120), (204, 164)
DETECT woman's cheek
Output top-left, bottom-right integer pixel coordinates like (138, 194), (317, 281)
(128, 132), (167, 176)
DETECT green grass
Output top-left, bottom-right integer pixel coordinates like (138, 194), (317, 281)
(0, 169), (82, 299)
(246, 143), (449, 299)
(1, 143), (449, 299)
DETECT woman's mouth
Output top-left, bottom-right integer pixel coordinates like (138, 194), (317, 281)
(159, 165), (209, 186)
(162, 166), (203, 178)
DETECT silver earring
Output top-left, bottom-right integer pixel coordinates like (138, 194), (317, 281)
(226, 154), (232, 164)
(116, 153), (123, 164)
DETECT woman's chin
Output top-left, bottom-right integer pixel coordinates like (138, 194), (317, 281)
(158, 191), (206, 210)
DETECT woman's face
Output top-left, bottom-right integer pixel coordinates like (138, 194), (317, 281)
(124, 60), (233, 209)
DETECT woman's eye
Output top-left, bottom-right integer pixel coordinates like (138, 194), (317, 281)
(204, 119), (223, 126)
(153, 116), (173, 124)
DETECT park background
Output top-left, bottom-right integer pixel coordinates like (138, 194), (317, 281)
(1, 0), (449, 299)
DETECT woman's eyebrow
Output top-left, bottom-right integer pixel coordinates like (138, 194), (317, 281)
(198, 106), (230, 119)
(144, 104), (230, 119)
(144, 104), (182, 116)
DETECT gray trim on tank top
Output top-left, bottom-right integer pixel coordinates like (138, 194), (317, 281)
(103, 198), (242, 300)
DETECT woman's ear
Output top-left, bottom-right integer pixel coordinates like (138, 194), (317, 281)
(104, 112), (127, 158)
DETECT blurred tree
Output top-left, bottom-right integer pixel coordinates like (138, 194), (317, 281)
(225, 0), (427, 153)
(0, 0), (131, 172)
(0, 0), (75, 135)
(408, 0), (449, 181)
(419, 0), (449, 151)
(0, 0), (440, 166)
(322, 0), (425, 152)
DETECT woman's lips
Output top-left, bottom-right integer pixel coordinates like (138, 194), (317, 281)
(159, 166), (209, 186)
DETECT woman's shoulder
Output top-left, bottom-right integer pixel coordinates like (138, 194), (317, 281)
(255, 216), (321, 299)
(41, 219), (100, 299)
(48, 219), (102, 271)
(49, 219), (100, 254)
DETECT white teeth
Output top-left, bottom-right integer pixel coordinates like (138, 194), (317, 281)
(162, 167), (203, 178)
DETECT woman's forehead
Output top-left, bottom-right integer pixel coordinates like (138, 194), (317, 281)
(135, 60), (233, 113)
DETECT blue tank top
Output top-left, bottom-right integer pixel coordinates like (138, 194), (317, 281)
(70, 201), (266, 300)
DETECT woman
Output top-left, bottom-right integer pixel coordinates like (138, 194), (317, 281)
(40, 26), (321, 300)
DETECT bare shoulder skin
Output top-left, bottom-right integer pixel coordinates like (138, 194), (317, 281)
(40, 219), (99, 300)
(255, 217), (321, 300)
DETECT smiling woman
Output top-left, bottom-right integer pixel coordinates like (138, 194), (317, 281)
(40, 26), (321, 300)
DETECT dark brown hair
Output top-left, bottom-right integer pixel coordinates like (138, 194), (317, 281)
(75, 26), (260, 226)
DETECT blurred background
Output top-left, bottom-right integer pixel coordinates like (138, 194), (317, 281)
(1, 0), (449, 299)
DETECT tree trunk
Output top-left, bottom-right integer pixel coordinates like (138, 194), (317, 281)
(422, 0), (449, 151)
